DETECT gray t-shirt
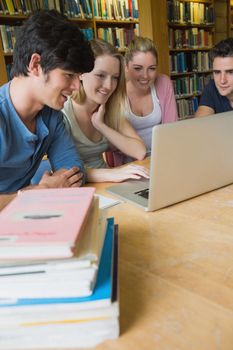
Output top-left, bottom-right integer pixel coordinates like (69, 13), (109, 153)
(62, 98), (109, 169)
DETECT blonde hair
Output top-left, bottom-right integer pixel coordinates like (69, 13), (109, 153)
(125, 36), (158, 64)
(72, 39), (126, 131)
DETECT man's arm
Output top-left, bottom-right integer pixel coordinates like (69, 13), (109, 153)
(46, 112), (86, 185)
(195, 105), (215, 117)
(39, 167), (83, 188)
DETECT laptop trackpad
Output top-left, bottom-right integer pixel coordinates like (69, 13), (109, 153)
(106, 179), (149, 209)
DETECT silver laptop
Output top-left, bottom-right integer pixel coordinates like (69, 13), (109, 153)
(107, 111), (233, 211)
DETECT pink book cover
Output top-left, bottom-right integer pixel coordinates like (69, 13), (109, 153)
(0, 188), (95, 250)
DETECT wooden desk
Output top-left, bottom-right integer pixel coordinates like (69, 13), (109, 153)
(0, 194), (15, 211)
(1, 170), (233, 350)
(93, 175), (233, 350)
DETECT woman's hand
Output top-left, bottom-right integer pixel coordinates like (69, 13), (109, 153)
(110, 164), (150, 182)
(86, 164), (149, 183)
(91, 104), (146, 161)
(91, 104), (106, 130)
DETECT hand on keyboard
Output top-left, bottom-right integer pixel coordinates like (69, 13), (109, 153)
(110, 164), (150, 183)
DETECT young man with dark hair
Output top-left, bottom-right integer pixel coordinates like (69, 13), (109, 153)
(195, 38), (233, 117)
(0, 10), (94, 193)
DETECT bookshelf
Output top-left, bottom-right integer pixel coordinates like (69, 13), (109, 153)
(0, 0), (218, 119)
(214, 0), (227, 42)
(228, 0), (233, 37)
(0, 0), (140, 86)
(167, 0), (215, 119)
(134, 0), (216, 119)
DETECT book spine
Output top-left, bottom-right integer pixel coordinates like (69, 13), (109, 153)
(5, 0), (15, 14)
(0, 25), (10, 53)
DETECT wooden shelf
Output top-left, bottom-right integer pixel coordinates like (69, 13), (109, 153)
(176, 92), (201, 99)
(168, 22), (214, 28)
(171, 70), (212, 77)
(179, 0), (213, 3)
(228, 0), (233, 36)
(170, 47), (212, 51)
(166, 0), (215, 118)
(95, 19), (139, 24)
(0, 14), (27, 20)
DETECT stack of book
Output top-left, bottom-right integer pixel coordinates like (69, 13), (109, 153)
(0, 188), (119, 349)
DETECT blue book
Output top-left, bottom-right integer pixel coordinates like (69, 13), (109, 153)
(81, 28), (94, 41)
(84, 0), (92, 18)
(192, 96), (199, 112)
(0, 218), (115, 311)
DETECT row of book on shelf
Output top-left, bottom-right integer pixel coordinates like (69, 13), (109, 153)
(172, 73), (211, 98)
(168, 27), (213, 50)
(176, 96), (199, 119)
(0, 0), (92, 18)
(167, 0), (214, 25)
(0, 188), (121, 348)
(0, 25), (92, 53)
(169, 51), (211, 74)
(0, 23), (138, 54)
(97, 25), (139, 49)
(0, 0), (139, 20)
(94, 0), (138, 20)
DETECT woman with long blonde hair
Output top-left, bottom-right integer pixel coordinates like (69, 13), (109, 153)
(62, 39), (149, 182)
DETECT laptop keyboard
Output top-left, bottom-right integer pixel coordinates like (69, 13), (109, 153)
(134, 188), (149, 199)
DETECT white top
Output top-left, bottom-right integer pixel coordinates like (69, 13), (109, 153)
(125, 84), (162, 153)
(62, 98), (109, 169)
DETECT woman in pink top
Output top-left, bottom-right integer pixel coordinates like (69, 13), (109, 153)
(125, 36), (178, 156)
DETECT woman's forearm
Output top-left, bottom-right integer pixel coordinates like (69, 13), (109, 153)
(95, 123), (146, 160)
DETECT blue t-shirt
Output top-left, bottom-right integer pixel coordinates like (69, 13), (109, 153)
(199, 79), (233, 113)
(0, 82), (86, 193)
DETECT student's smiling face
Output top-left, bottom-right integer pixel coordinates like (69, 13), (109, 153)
(213, 56), (233, 101)
(126, 51), (158, 91)
(40, 68), (81, 110)
(81, 55), (120, 106)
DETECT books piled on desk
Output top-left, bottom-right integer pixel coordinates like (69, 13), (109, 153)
(0, 188), (119, 349)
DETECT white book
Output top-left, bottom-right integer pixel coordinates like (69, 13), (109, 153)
(0, 219), (119, 348)
(0, 218), (116, 311)
(0, 267), (98, 298)
(96, 194), (123, 210)
(0, 318), (119, 349)
(0, 301), (119, 325)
